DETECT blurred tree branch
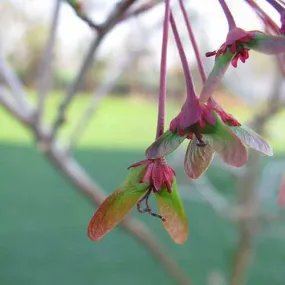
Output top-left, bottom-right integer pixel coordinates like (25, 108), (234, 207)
(230, 73), (285, 285)
(36, 0), (61, 126)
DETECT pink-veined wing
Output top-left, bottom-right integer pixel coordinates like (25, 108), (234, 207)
(204, 119), (248, 167)
(155, 178), (188, 244)
(229, 125), (273, 156)
(184, 137), (215, 179)
(88, 165), (149, 241)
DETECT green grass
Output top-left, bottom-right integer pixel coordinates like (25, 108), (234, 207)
(1, 144), (285, 285)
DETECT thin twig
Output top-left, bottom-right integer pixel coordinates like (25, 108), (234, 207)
(156, 0), (170, 138)
(0, 55), (30, 112)
(170, 12), (197, 100)
(265, 0), (284, 13)
(51, 0), (139, 139)
(230, 73), (284, 285)
(51, 34), (104, 139)
(218, 0), (236, 30)
(122, 0), (163, 21)
(65, 0), (102, 32)
(178, 0), (207, 83)
(244, 0), (280, 33)
(36, 0), (61, 125)
(67, 52), (132, 151)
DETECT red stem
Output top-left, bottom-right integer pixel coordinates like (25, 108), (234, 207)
(178, 0), (206, 83)
(218, 0), (236, 30)
(156, 0), (170, 139)
(265, 0), (284, 13)
(245, 0), (280, 33)
(170, 12), (197, 103)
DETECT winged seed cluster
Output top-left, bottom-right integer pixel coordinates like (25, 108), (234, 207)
(88, 0), (284, 244)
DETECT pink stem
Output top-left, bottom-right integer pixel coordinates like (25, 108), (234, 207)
(178, 1), (217, 106)
(156, 0), (171, 139)
(178, 0), (207, 84)
(218, 0), (236, 30)
(245, 0), (280, 33)
(170, 12), (197, 102)
(265, 0), (284, 13)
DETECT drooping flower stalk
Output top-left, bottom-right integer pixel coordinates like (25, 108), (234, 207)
(169, 12), (197, 102)
(265, 0), (284, 13)
(178, 0), (231, 112)
(169, 11), (202, 131)
(218, 0), (236, 30)
(265, 0), (285, 33)
(245, 0), (280, 33)
(156, 0), (171, 138)
(178, 0), (207, 83)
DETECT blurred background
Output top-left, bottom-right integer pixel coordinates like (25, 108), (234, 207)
(1, 0), (285, 284)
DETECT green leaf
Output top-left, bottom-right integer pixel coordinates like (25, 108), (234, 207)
(199, 50), (234, 103)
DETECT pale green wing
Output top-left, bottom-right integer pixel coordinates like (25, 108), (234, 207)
(155, 178), (188, 244)
(145, 129), (186, 159)
(229, 125), (273, 156)
(199, 51), (234, 104)
(184, 137), (215, 179)
(88, 165), (149, 241)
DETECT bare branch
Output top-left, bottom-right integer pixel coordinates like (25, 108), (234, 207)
(0, 86), (33, 125)
(50, 34), (104, 139)
(36, 0), (61, 125)
(51, 0), (141, 140)
(0, 55), (30, 112)
(122, 0), (163, 21)
(98, 0), (138, 34)
(230, 71), (285, 285)
(65, 0), (101, 32)
(67, 52), (132, 151)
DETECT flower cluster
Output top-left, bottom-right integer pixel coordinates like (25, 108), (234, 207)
(88, 0), (285, 244)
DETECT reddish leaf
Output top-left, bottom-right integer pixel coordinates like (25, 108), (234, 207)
(184, 137), (215, 179)
(155, 178), (188, 244)
(88, 166), (149, 241)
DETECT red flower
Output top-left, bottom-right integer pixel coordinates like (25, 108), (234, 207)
(128, 157), (175, 194)
(206, 27), (255, 68)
